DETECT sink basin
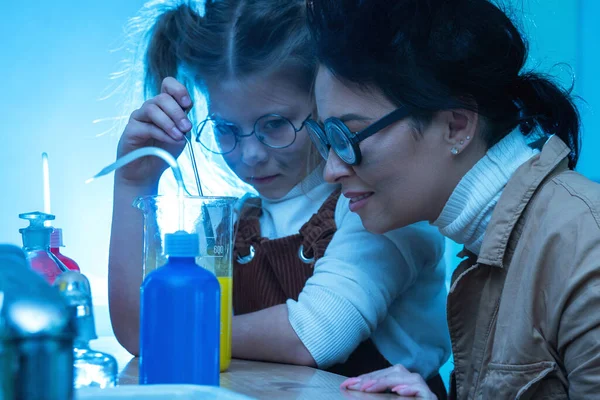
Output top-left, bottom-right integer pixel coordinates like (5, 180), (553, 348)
(75, 385), (254, 400)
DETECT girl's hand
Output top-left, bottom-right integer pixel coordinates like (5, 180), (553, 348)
(116, 77), (193, 187)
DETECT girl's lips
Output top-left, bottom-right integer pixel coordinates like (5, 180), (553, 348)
(248, 174), (279, 185)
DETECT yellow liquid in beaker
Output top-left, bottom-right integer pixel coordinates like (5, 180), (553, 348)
(218, 276), (232, 372)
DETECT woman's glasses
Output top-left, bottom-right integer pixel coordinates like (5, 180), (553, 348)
(305, 108), (411, 165)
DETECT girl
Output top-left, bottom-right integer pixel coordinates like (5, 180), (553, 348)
(108, 1), (450, 395)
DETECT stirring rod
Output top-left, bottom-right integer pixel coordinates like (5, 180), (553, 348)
(42, 152), (52, 227)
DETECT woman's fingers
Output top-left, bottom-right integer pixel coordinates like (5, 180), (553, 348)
(341, 367), (391, 389)
(340, 365), (436, 398)
(392, 385), (418, 395)
(393, 384), (437, 399)
(340, 377), (362, 389)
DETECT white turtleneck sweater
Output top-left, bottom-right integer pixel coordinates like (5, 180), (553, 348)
(433, 129), (540, 255)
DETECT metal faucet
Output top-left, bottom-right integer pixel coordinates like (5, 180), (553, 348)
(0, 244), (75, 400)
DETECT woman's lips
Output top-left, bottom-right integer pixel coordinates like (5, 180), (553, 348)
(343, 191), (374, 212)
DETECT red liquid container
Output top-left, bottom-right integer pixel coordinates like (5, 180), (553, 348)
(50, 228), (81, 272)
(19, 211), (68, 284)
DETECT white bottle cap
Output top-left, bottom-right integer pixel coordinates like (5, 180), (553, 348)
(50, 228), (63, 248)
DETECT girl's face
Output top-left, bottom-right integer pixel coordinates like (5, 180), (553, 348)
(314, 66), (483, 234)
(206, 71), (317, 199)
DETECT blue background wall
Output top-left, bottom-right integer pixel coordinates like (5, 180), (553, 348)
(0, 0), (146, 334)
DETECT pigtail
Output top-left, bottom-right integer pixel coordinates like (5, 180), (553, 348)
(513, 73), (581, 169)
(144, 8), (181, 97)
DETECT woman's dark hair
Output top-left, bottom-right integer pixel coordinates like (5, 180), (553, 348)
(307, 0), (581, 168)
(144, 0), (315, 98)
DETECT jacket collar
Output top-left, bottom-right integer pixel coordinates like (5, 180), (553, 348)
(477, 135), (571, 267)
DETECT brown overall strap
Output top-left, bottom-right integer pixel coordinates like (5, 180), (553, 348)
(233, 189), (340, 313)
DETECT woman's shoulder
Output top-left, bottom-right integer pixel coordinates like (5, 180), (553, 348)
(507, 171), (600, 343)
(552, 171), (600, 220)
(513, 170), (600, 285)
(531, 170), (600, 232)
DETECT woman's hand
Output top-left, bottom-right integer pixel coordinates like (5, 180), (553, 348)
(116, 77), (193, 187)
(340, 365), (437, 399)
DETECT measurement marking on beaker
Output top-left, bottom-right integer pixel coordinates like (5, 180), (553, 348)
(203, 237), (226, 257)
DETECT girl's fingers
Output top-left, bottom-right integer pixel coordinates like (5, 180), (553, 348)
(132, 103), (184, 140)
(161, 76), (193, 110)
(127, 119), (184, 146)
(151, 92), (192, 133)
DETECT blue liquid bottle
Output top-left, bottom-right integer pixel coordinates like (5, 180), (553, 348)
(139, 231), (220, 386)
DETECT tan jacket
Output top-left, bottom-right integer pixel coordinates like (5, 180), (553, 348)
(448, 136), (600, 399)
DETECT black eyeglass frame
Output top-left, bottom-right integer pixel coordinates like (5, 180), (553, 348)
(306, 107), (412, 165)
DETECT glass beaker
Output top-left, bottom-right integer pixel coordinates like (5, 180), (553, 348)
(134, 195), (237, 372)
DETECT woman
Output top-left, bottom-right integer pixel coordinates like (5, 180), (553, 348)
(108, 0), (450, 394)
(306, 0), (600, 398)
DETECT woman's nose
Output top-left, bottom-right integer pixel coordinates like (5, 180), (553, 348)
(323, 148), (353, 183)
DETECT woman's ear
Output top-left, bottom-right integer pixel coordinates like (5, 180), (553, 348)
(441, 109), (479, 155)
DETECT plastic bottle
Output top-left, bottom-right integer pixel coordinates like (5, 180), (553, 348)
(139, 231), (220, 386)
(19, 212), (68, 284)
(50, 228), (81, 271)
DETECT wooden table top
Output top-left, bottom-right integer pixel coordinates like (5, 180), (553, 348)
(92, 337), (404, 399)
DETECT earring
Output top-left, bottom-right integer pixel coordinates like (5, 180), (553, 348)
(466, 136), (471, 141)
(459, 140), (465, 145)
(451, 147), (459, 155)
